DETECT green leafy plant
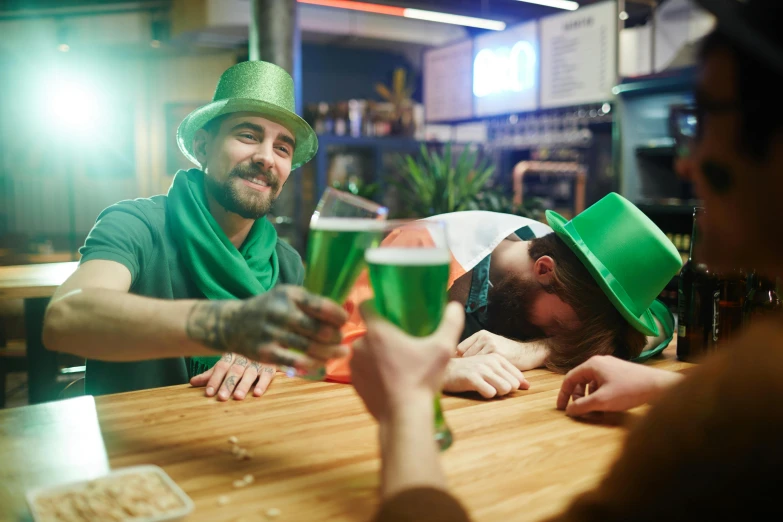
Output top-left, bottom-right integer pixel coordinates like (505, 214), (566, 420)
(466, 188), (547, 221)
(331, 178), (379, 201)
(390, 143), (495, 217)
(375, 68), (414, 108)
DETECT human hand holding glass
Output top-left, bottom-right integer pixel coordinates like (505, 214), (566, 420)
(364, 220), (456, 450)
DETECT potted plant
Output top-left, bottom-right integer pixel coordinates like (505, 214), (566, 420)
(466, 187), (547, 221)
(390, 142), (546, 220)
(375, 68), (415, 137)
(330, 177), (379, 201)
(389, 142), (495, 217)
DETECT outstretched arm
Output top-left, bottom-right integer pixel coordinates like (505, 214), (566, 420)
(44, 260), (348, 370)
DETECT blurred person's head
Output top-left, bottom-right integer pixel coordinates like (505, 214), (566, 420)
(486, 233), (647, 372)
(678, 0), (783, 276)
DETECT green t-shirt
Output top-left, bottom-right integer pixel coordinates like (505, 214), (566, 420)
(78, 196), (305, 396)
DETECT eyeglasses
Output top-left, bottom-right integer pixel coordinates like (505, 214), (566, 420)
(669, 105), (699, 158)
(669, 96), (750, 158)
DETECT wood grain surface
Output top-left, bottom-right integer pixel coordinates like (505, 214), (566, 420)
(0, 262), (77, 300)
(1, 346), (692, 522)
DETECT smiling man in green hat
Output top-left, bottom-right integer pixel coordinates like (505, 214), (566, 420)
(43, 60), (348, 399)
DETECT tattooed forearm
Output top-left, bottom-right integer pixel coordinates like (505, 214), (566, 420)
(186, 301), (236, 351)
(186, 286), (343, 362)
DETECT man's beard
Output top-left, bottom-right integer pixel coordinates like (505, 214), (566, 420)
(484, 275), (548, 341)
(204, 163), (282, 220)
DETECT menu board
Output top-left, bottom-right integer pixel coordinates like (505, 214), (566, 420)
(540, 1), (616, 109)
(424, 40), (474, 122)
(473, 21), (539, 118)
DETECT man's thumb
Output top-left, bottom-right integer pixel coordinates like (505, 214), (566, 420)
(565, 392), (604, 417)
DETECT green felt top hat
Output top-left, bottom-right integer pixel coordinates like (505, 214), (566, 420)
(546, 193), (682, 337)
(177, 60), (318, 170)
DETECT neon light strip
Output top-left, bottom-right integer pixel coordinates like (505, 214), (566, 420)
(298, 0), (405, 16)
(404, 9), (506, 31)
(512, 0), (579, 11)
(298, 0), (506, 31)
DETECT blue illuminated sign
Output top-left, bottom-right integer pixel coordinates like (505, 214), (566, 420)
(473, 41), (537, 98)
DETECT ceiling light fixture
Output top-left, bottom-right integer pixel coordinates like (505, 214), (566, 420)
(298, 0), (507, 31)
(512, 0), (579, 11)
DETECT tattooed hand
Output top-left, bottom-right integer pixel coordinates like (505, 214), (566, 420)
(190, 353), (278, 401)
(186, 285), (349, 371)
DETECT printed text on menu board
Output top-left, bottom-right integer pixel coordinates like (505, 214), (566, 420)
(540, 1), (617, 109)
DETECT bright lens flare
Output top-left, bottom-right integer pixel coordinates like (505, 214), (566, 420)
(42, 78), (104, 137)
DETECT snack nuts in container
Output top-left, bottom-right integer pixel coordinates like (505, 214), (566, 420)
(26, 465), (194, 522)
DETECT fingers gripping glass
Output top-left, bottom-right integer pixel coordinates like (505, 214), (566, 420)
(299, 188), (388, 379)
(365, 220), (455, 451)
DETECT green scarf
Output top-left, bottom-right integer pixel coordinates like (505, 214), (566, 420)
(167, 169), (280, 376)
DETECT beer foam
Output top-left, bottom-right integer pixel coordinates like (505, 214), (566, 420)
(310, 217), (387, 231)
(366, 247), (450, 266)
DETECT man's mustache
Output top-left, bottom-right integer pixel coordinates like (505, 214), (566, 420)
(230, 164), (280, 191)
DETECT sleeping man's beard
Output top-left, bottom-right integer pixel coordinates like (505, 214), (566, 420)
(484, 275), (548, 341)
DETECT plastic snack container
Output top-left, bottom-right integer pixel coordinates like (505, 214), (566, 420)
(26, 465), (194, 522)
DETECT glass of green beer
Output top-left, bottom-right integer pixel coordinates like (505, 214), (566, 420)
(365, 220), (454, 451)
(299, 188), (387, 378)
(304, 188), (388, 302)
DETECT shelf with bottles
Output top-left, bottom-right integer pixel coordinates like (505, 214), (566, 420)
(655, 227), (695, 307)
(635, 201), (698, 261)
(657, 276), (680, 313)
(674, 207), (781, 362)
(484, 103), (613, 152)
(304, 100), (425, 142)
(635, 200), (700, 217)
(667, 233), (692, 262)
(316, 134), (425, 149)
(307, 133), (431, 214)
(678, 267), (781, 362)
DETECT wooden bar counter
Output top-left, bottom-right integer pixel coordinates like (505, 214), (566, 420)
(1, 347), (692, 521)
